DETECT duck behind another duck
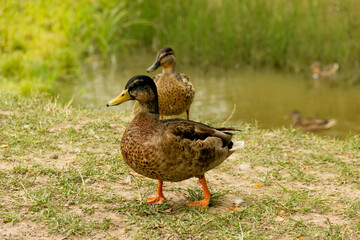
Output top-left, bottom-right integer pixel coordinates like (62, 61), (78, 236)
(146, 47), (195, 120)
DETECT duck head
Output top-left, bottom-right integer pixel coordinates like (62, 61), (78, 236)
(107, 75), (159, 114)
(146, 47), (176, 74)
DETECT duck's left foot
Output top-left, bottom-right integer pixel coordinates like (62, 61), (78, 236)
(187, 177), (212, 209)
(136, 194), (166, 204)
(187, 198), (210, 209)
(136, 180), (166, 204)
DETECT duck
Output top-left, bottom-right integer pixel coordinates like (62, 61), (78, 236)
(310, 61), (339, 79)
(107, 75), (244, 208)
(285, 110), (337, 132)
(146, 47), (195, 120)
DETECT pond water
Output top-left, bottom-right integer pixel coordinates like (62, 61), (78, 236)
(70, 55), (360, 138)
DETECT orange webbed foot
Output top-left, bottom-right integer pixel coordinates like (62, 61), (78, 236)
(187, 198), (210, 209)
(136, 180), (165, 205)
(187, 177), (212, 209)
(136, 194), (166, 204)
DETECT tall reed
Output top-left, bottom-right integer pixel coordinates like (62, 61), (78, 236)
(128, 0), (359, 73)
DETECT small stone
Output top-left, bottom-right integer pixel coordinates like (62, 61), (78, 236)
(239, 162), (251, 171)
(274, 216), (284, 222)
(87, 129), (95, 136)
(233, 198), (244, 206)
(125, 175), (132, 185)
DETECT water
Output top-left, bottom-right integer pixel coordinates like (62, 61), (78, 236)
(70, 55), (360, 138)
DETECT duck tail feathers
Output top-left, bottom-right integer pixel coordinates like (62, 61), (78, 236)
(230, 141), (245, 152)
(325, 119), (337, 129)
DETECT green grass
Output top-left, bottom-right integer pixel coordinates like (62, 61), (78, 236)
(0, 0), (137, 96)
(1, 92), (360, 239)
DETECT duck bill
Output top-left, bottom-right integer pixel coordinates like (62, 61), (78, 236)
(146, 60), (160, 73)
(106, 89), (132, 107)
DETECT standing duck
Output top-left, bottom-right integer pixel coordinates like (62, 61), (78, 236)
(146, 47), (195, 120)
(107, 75), (244, 208)
(285, 110), (337, 131)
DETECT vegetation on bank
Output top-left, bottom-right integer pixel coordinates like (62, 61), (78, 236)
(1, 93), (360, 239)
(1, 0), (360, 96)
(130, 0), (360, 72)
(0, 0), (135, 95)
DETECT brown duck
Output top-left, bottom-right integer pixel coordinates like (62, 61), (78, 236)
(146, 47), (195, 120)
(107, 75), (244, 208)
(285, 110), (337, 131)
(311, 61), (339, 79)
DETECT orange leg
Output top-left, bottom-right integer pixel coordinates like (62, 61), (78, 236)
(187, 177), (211, 209)
(186, 109), (190, 120)
(160, 115), (164, 120)
(137, 180), (166, 204)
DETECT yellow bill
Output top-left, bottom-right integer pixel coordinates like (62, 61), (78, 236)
(106, 89), (132, 107)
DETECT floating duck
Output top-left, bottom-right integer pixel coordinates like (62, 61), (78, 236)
(107, 75), (244, 208)
(285, 110), (337, 131)
(146, 47), (195, 120)
(311, 61), (339, 79)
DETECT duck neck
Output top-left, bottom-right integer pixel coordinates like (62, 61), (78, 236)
(139, 102), (159, 116)
(162, 62), (176, 74)
(294, 116), (302, 125)
(138, 92), (160, 117)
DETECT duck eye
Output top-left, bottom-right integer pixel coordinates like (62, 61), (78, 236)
(121, 93), (125, 96)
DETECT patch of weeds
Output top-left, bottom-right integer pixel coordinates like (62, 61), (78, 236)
(185, 186), (227, 207)
(0, 173), (37, 191)
(111, 200), (172, 217)
(80, 206), (97, 215)
(31, 164), (60, 176)
(48, 212), (111, 236)
(338, 165), (360, 184)
(0, 212), (20, 224)
(343, 200), (360, 219)
(12, 165), (29, 174)
(264, 184), (331, 215)
(27, 188), (53, 213)
(322, 219), (346, 239)
(288, 218), (308, 235)
(129, 206), (267, 240)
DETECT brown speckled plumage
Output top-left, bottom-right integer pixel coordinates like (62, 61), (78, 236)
(107, 75), (244, 207)
(147, 48), (195, 118)
(121, 113), (234, 182)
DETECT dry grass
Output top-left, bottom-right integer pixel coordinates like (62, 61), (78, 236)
(1, 92), (359, 239)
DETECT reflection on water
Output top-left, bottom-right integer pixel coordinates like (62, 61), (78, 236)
(70, 55), (360, 138)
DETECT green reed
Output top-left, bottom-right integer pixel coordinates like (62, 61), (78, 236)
(129, 0), (359, 72)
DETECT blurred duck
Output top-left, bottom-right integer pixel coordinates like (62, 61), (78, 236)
(107, 75), (244, 208)
(146, 47), (195, 120)
(311, 61), (339, 79)
(285, 110), (337, 131)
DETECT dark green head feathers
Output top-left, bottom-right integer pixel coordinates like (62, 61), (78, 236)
(106, 75), (159, 113)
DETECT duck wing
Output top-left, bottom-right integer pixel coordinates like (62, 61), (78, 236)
(161, 119), (239, 148)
